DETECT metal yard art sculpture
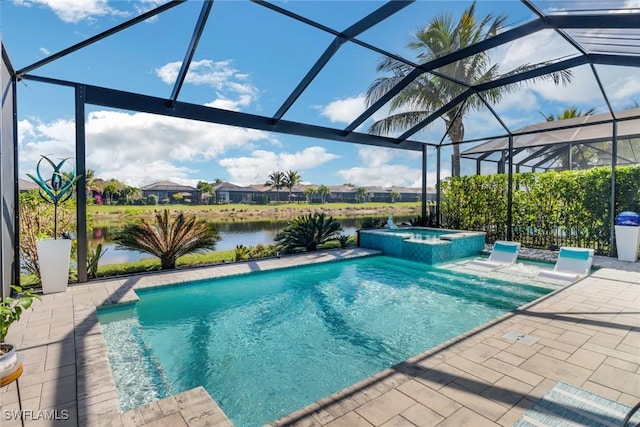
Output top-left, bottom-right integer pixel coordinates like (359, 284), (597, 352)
(26, 155), (78, 239)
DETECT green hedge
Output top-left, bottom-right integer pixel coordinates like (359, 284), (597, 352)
(441, 166), (640, 253)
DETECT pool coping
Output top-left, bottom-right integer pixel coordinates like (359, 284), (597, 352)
(1, 247), (638, 427)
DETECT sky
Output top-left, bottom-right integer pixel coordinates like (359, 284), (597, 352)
(2, 0), (639, 189)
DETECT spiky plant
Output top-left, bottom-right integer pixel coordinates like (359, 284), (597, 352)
(275, 212), (342, 252)
(113, 209), (220, 269)
(337, 234), (350, 249)
(234, 244), (250, 261)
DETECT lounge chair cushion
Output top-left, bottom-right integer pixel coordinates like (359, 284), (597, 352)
(537, 270), (580, 282)
(536, 247), (594, 283)
(467, 259), (505, 269)
(468, 241), (521, 269)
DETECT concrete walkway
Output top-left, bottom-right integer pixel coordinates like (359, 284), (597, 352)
(1, 248), (638, 426)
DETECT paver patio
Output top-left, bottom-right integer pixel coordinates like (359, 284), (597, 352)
(1, 248), (638, 426)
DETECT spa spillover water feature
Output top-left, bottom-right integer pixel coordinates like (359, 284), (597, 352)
(358, 226), (486, 264)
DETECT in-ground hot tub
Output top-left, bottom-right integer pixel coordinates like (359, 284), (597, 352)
(358, 227), (486, 264)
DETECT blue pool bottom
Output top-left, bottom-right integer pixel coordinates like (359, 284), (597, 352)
(98, 255), (550, 427)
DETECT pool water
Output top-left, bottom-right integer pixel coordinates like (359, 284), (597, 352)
(386, 227), (452, 240)
(98, 256), (551, 427)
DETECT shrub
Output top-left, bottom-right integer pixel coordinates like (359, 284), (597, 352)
(112, 209), (221, 269)
(275, 212), (342, 252)
(337, 234), (350, 248)
(87, 243), (107, 279)
(234, 245), (250, 261)
(440, 165), (640, 252)
(18, 190), (77, 280)
(360, 217), (385, 229)
(147, 194), (158, 205)
(248, 244), (277, 259)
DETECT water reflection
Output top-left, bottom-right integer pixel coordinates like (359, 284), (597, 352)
(90, 216), (413, 265)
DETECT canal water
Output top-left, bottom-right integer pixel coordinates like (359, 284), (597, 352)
(90, 216), (414, 265)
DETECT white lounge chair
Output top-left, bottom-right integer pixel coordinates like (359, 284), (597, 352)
(468, 241), (521, 269)
(537, 247), (594, 282)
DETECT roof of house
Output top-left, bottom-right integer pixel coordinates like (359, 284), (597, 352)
(141, 181), (197, 191)
(19, 178), (39, 191)
(388, 186), (434, 194)
(221, 182), (433, 194)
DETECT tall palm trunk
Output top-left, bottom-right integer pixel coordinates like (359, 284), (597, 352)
(448, 115), (464, 177)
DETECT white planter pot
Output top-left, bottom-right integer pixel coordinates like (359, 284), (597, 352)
(37, 238), (71, 294)
(0, 343), (17, 372)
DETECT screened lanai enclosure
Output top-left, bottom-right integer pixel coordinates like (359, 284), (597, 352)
(1, 0), (639, 293)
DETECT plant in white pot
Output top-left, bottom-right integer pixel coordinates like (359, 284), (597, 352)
(0, 286), (40, 371)
(27, 155), (79, 294)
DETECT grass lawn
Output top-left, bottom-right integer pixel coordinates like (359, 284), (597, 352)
(88, 201), (421, 215)
(21, 239), (354, 286)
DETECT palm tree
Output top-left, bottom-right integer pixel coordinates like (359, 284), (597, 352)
(265, 171), (285, 204)
(539, 107), (597, 169)
(113, 209), (221, 269)
(539, 107), (596, 122)
(102, 182), (120, 204)
(366, 1), (572, 176)
(283, 170), (301, 203)
(275, 212), (342, 252)
(83, 168), (98, 198)
(304, 187), (316, 203)
(316, 185), (331, 203)
(354, 186), (368, 203)
(119, 185), (139, 204)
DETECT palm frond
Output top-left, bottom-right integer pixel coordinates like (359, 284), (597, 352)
(113, 209), (220, 269)
(275, 213), (342, 252)
(369, 111), (432, 136)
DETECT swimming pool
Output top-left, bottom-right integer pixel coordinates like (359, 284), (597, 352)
(98, 255), (551, 426)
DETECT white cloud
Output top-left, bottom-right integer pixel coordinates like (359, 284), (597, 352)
(17, 119), (36, 146)
(14, 0), (128, 23)
(99, 160), (197, 188)
(336, 146), (437, 188)
(205, 94), (254, 111)
(496, 30), (578, 72)
(39, 47), (50, 56)
(318, 95), (366, 124)
(491, 27), (640, 109)
(316, 93), (424, 138)
(132, 0), (166, 15)
(543, 0), (639, 14)
(607, 73), (640, 101)
(493, 88), (539, 114)
(624, 0), (640, 9)
(356, 146), (420, 167)
(218, 147), (340, 185)
(156, 59), (258, 111)
(337, 164), (422, 187)
(18, 111), (275, 186)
